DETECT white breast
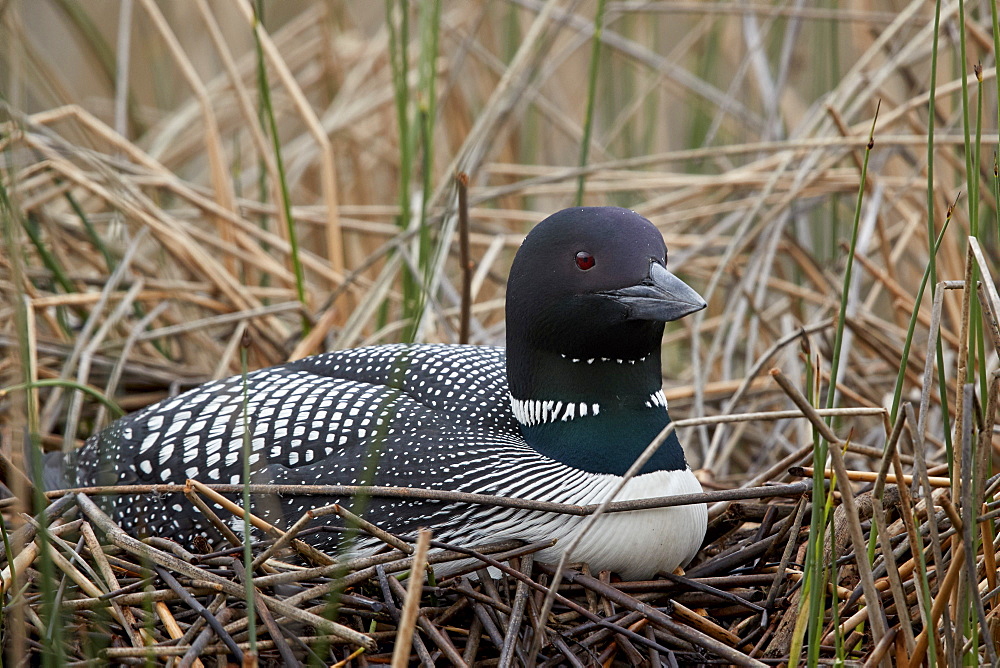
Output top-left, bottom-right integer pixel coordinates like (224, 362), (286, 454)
(482, 467), (707, 580)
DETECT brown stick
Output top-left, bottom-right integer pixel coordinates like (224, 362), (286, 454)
(908, 538), (965, 668)
(156, 564), (244, 661)
(539, 565), (766, 667)
(49, 479), (813, 514)
(75, 492), (375, 650)
(391, 528), (432, 668)
(232, 558), (300, 668)
(791, 466), (951, 488)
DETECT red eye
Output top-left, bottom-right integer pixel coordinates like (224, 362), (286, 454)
(575, 251), (595, 270)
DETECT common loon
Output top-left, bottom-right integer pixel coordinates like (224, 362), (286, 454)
(73, 206), (708, 579)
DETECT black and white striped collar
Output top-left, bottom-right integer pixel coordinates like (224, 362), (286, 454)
(509, 390), (667, 428)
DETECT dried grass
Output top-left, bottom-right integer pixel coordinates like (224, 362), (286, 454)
(1, 0), (999, 664)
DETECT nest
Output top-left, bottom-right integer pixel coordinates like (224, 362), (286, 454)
(2, 431), (995, 668)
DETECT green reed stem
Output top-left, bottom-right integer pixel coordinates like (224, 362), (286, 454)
(926, 0), (952, 462)
(973, 65), (988, 406)
(825, 103), (878, 415)
(387, 0), (425, 341)
(239, 332), (257, 653)
(252, 2), (307, 320)
(575, 0), (606, 206)
(790, 353), (833, 666)
(0, 380), (124, 418)
(889, 215), (951, 425)
(403, 0), (442, 343)
(0, 164), (62, 668)
(802, 104), (878, 664)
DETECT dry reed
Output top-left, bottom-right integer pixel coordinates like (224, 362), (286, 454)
(1, 1), (999, 664)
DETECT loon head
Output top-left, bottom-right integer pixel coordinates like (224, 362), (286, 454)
(505, 207), (705, 391)
(506, 207), (704, 362)
(504, 207), (706, 475)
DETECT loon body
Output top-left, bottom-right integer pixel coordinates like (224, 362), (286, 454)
(76, 207), (708, 579)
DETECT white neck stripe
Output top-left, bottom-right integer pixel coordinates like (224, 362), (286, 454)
(645, 390), (668, 409)
(510, 391), (667, 427)
(510, 395), (599, 427)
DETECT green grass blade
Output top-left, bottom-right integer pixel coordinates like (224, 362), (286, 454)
(825, 103), (879, 415)
(925, 0), (953, 460)
(0, 155), (63, 668)
(252, 2), (307, 320)
(0, 379), (124, 418)
(239, 330), (257, 654)
(575, 0), (607, 206)
(888, 214), (951, 424)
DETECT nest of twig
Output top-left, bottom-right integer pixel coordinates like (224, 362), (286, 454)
(1, 419), (995, 668)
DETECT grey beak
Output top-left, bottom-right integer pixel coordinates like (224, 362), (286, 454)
(600, 262), (707, 322)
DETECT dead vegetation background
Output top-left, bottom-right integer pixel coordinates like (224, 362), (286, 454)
(1, 1), (999, 665)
